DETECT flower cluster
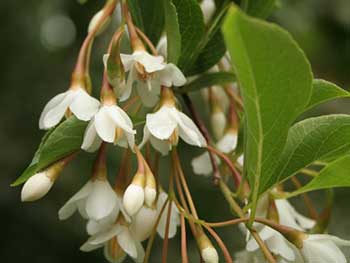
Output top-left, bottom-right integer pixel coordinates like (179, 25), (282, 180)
(17, 0), (350, 262)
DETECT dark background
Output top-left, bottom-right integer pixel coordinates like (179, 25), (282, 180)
(1, 0), (349, 262)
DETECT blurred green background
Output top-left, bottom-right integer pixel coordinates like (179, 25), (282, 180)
(1, 0), (349, 262)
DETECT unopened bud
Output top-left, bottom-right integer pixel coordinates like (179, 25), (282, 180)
(21, 157), (67, 202)
(123, 172), (145, 216)
(88, 10), (111, 35)
(197, 232), (219, 263)
(211, 110), (226, 140)
(144, 168), (157, 207)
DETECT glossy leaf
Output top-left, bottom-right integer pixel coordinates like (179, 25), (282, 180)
(163, 0), (181, 64)
(305, 79), (350, 112)
(12, 117), (87, 186)
(173, 0), (205, 70)
(223, 6), (313, 212)
(262, 115), (350, 193)
(293, 155), (350, 195)
(242, 0), (278, 18)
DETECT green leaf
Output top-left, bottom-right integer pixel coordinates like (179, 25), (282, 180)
(127, 0), (165, 45)
(262, 115), (350, 193)
(177, 72), (235, 93)
(173, 0), (205, 70)
(305, 79), (350, 112)
(163, 0), (181, 64)
(222, 6), (313, 215)
(184, 2), (230, 75)
(292, 155), (350, 195)
(12, 117), (87, 186)
(242, 0), (278, 19)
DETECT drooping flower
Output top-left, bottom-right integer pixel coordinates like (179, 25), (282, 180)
(300, 234), (350, 263)
(191, 128), (238, 176)
(81, 104), (136, 152)
(39, 86), (100, 130)
(200, 0), (216, 24)
(141, 88), (207, 155)
(197, 231), (219, 263)
(130, 206), (158, 241)
(156, 191), (180, 239)
(21, 172), (55, 202)
(120, 50), (186, 106)
(58, 178), (119, 222)
(81, 219), (145, 263)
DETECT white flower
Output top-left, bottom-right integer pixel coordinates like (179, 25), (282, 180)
(39, 87), (100, 130)
(156, 192), (180, 239)
(243, 196), (316, 262)
(120, 50), (186, 106)
(200, 0), (216, 24)
(81, 104), (136, 152)
(156, 36), (167, 58)
(81, 223), (145, 263)
(58, 179), (119, 222)
(123, 184), (145, 216)
(191, 130), (237, 176)
(141, 105), (207, 155)
(301, 234), (350, 263)
(130, 206), (158, 241)
(201, 247), (219, 263)
(21, 172), (54, 202)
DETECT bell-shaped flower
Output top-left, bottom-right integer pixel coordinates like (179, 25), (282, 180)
(58, 178), (119, 222)
(141, 102), (207, 155)
(81, 221), (145, 263)
(39, 86), (100, 130)
(81, 104), (136, 152)
(123, 172), (145, 216)
(130, 206), (158, 241)
(156, 191), (180, 239)
(191, 128), (238, 176)
(21, 172), (55, 202)
(120, 50), (186, 107)
(300, 234), (350, 263)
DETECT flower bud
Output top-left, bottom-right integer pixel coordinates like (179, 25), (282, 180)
(123, 172), (145, 216)
(211, 109), (226, 140)
(88, 10), (111, 35)
(197, 232), (219, 263)
(144, 168), (157, 207)
(21, 155), (71, 202)
(21, 172), (54, 202)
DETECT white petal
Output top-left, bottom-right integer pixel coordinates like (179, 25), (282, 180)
(133, 51), (165, 73)
(117, 227), (138, 259)
(120, 53), (136, 72)
(216, 133), (237, 153)
(136, 80), (160, 107)
(134, 241), (145, 263)
(95, 107), (116, 143)
(39, 92), (66, 129)
(120, 65), (136, 101)
(200, 0), (216, 24)
(144, 187), (157, 207)
(69, 89), (100, 121)
(86, 180), (119, 221)
(156, 36), (167, 58)
(302, 238), (347, 263)
(158, 63), (186, 87)
(123, 184), (145, 216)
(211, 111), (226, 140)
(130, 206), (158, 241)
(104, 241), (127, 263)
(156, 197), (179, 239)
(150, 136), (171, 156)
(89, 224), (122, 245)
(40, 90), (76, 129)
(21, 172), (54, 202)
(80, 241), (104, 252)
(81, 119), (103, 152)
(266, 233), (295, 261)
(106, 105), (135, 134)
(191, 152), (217, 176)
(58, 181), (93, 220)
(246, 226), (275, 251)
(146, 106), (177, 140)
(175, 110), (207, 147)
